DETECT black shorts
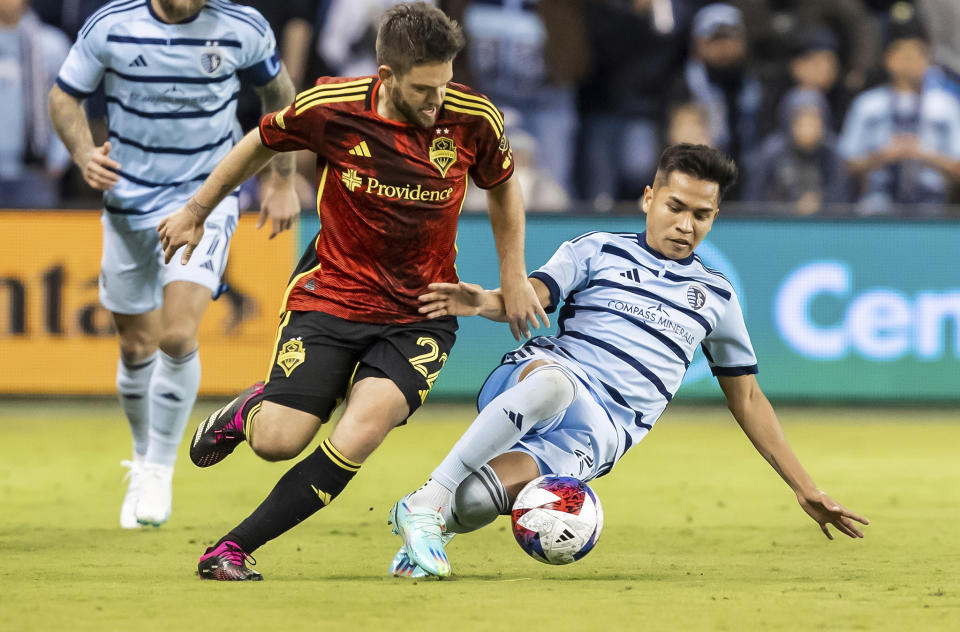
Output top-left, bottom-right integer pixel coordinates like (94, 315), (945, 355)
(262, 310), (457, 421)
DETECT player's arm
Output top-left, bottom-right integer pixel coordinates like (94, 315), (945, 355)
(48, 84), (120, 190)
(485, 176), (550, 340)
(418, 278), (551, 322)
(253, 65), (299, 237)
(158, 130), (277, 264)
(717, 374), (869, 540)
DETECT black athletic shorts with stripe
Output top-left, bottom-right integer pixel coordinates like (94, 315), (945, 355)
(262, 311), (458, 421)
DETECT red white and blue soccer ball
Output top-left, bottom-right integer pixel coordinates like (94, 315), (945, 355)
(511, 475), (604, 565)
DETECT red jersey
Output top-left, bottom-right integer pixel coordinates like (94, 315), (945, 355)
(259, 76), (513, 323)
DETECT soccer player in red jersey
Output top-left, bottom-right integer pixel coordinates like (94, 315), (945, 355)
(158, 2), (546, 581)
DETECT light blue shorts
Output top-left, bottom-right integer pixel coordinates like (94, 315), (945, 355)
(477, 359), (624, 481)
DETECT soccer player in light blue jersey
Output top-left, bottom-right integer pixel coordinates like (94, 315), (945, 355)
(390, 144), (869, 578)
(48, 0), (298, 529)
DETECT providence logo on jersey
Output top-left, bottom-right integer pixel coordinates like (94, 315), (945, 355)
(340, 169), (454, 202)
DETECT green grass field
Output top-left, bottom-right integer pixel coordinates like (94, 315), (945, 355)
(1, 399), (958, 631)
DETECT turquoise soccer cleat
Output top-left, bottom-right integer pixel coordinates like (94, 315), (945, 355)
(388, 498), (452, 577)
(389, 531), (456, 578)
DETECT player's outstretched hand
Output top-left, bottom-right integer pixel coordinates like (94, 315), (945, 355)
(501, 277), (549, 341)
(81, 141), (121, 191)
(158, 207), (205, 265)
(797, 489), (869, 540)
(257, 177), (299, 238)
(418, 282), (487, 318)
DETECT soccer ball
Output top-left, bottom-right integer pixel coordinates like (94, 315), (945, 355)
(511, 474), (603, 565)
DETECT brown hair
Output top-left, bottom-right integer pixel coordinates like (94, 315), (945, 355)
(376, 2), (466, 76)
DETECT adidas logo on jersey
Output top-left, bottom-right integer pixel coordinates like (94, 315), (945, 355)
(128, 55), (148, 68)
(199, 259), (215, 272)
(348, 141), (371, 158)
(620, 269), (643, 283)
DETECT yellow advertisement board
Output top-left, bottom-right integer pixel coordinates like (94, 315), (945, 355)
(0, 211), (295, 395)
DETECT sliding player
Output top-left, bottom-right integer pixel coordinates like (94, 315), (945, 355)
(389, 143), (869, 578)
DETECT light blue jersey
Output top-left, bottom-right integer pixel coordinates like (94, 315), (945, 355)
(499, 231), (758, 470)
(56, 0), (280, 228)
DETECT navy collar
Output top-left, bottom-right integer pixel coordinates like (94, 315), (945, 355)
(147, 0), (203, 25)
(639, 231), (695, 266)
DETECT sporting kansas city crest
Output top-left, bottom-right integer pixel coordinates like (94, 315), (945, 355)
(200, 49), (222, 74)
(429, 136), (457, 177)
(277, 337), (305, 377)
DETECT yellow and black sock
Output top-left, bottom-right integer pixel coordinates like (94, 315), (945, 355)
(223, 439), (361, 553)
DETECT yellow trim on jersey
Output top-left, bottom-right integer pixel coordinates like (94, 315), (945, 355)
(296, 92), (367, 115)
(451, 174), (469, 277)
(296, 77), (373, 102)
(264, 311), (293, 383)
(278, 164), (329, 315)
(444, 90), (504, 136)
(442, 103), (503, 137)
(320, 438), (362, 471)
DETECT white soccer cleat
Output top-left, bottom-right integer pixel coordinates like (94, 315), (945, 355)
(120, 458), (144, 529)
(135, 462), (174, 526)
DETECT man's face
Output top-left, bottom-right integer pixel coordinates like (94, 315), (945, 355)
(694, 31), (747, 70)
(381, 61), (453, 128)
(790, 50), (839, 91)
(641, 171), (720, 260)
(155, 0), (207, 23)
(885, 39), (930, 88)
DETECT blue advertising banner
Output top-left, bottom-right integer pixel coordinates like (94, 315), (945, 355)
(299, 215), (960, 402)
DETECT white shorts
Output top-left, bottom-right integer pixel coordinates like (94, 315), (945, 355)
(477, 359), (626, 482)
(99, 205), (237, 315)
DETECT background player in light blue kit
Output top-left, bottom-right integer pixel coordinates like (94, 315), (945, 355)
(390, 143), (869, 578)
(48, 0), (298, 528)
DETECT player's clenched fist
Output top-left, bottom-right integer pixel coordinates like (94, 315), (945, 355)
(158, 205), (205, 265)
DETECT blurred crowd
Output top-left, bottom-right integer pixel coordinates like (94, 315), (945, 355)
(3, 0), (960, 216)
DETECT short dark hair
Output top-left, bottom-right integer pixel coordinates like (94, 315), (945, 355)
(654, 143), (739, 201)
(376, 2), (466, 76)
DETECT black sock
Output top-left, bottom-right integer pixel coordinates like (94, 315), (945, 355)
(240, 391), (265, 438)
(220, 438), (361, 552)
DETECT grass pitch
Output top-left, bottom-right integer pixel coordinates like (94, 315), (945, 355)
(1, 399), (958, 631)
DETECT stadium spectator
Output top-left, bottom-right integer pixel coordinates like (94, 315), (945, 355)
(577, 0), (695, 209)
(160, 2), (545, 581)
(676, 3), (765, 193)
(784, 27), (845, 129)
(664, 100), (712, 147)
(386, 144), (869, 578)
(838, 6), (960, 216)
(743, 89), (848, 215)
(0, 0), (71, 208)
(48, 0), (298, 529)
(734, 0), (880, 101)
(445, 0), (587, 200)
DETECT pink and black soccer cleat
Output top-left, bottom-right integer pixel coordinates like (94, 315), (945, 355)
(197, 541), (263, 581)
(190, 382), (263, 467)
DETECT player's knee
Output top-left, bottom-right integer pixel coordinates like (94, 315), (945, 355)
(158, 325), (199, 358)
(447, 467), (510, 533)
(521, 365), (578, 420)
(117, 331), (157, 364)
(249, 416), (309, 461)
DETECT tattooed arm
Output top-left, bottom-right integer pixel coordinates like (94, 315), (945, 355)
(717, 374), (869, 540)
